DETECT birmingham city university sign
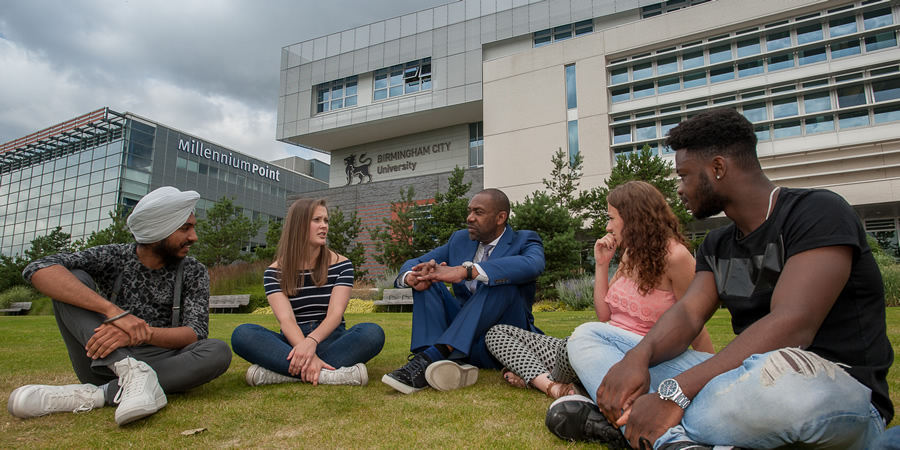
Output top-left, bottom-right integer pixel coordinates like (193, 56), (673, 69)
(343, 141), (452, 185)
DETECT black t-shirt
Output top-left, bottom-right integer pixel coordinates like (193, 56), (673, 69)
(696, 188), (894, 423)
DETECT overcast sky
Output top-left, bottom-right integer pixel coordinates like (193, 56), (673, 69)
(0, 0), (451, 164)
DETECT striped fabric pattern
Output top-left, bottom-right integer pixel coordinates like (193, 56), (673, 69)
(263, 260), (354, 325)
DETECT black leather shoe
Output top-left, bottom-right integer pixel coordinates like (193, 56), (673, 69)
(381, 352), (433, 394)
(545, 395), (630, 449)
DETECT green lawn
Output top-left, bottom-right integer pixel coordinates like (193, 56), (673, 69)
(1, 308), (898, 448)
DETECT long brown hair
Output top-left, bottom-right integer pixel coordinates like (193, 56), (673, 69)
(275, 198), (332, 295)
(608, 181), (687, 295)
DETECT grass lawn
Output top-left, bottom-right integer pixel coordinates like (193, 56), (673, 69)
(2, 308), (898, 448)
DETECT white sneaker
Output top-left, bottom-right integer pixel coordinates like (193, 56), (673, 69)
(112, 357), (167, 426)
(425, 360), (479, 391)
(7, 383), (104, 418)
(319, 363), (368, 386)
(245, 364), (300, 386)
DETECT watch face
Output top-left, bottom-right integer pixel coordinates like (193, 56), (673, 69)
(659, 379), (678, 398)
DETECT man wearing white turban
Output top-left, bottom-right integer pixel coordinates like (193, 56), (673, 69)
(9, 186), (232, 427)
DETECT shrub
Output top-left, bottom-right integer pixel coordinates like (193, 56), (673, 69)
(532, 300), (568, 312)
(556, 275), (594, 311)
(0, 285), (37, 310)
(870, 236), (900, 307)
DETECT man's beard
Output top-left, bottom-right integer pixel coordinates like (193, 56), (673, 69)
(149, 239), (187, 266)
(691, 171), (728, 220)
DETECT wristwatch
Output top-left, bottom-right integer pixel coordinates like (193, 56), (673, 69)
(462, 261), (474, 280)
(658, 378), (691, 409)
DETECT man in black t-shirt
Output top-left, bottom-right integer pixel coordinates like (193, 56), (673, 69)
(549, 108), (893, 449)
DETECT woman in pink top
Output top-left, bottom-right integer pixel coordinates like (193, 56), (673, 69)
(486, 181), (713, 399)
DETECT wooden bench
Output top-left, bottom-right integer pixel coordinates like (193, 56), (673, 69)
(374, 288), (413, 312)
(209, 295), (250, 313)
(0, 302), (33, 316)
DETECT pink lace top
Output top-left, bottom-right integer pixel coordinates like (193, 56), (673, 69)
(605, 276), (677, 336)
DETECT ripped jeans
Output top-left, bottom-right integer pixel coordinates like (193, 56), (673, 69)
(568, 322), (885, 449)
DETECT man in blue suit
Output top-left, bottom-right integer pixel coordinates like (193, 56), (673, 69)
(382, 188), (545, 394)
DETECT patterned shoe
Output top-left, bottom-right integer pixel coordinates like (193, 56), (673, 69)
(425, 360), (478, 391)
(112, 357), (167, 426)
(319, 363), (369, 386)
(245, 364), (301, 386)
(7, 383), (104, 418)
(381, 352), (433, 394)
(545, 395), (629, 449)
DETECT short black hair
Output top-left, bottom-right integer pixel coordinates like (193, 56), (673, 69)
(666, 108), (760, 169)
(478, 188), (510, 222)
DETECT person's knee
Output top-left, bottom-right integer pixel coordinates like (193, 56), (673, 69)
(360, 322), (386, 348)
(199, 338), (233, 374)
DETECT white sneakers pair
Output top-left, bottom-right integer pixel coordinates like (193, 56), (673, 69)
(7, 357), (167, 426)
(246, 363), (369, 386)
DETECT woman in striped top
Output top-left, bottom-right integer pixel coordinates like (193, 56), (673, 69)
(231, 198), (385, 387)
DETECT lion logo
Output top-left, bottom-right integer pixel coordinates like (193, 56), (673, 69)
(344, 153), (373, 185)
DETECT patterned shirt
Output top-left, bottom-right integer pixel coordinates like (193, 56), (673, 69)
(23, 243), (210, 339)
(263, 259), (354, 326)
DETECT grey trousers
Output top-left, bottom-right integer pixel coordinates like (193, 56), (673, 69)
(52, 270), (232, 404)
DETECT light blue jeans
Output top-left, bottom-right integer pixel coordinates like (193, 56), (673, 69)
(568, 322), (886, 449)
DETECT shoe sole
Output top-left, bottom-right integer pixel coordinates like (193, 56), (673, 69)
(355, 363), (369, 387)
(381, 374), (425, 394)
(246, 364), (262, 386)
(424, 360), (478, 391)
(115, 392), (167, 426)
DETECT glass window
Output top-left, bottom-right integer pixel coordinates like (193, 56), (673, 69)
(682, 50), (704, 70)
(611, 68), (628, 84)
(797, 23), (824, 45)
(773, 97), (799, 118)
(743, 102), (768, 122)
(658, 77), (680, 94)
(738, 60), (764, 77)
(567, 121), (579, 161)
(830, 16), (858, 37)
(799, 46), (827, 65)
(866, 32), (897, 52)
(805, 115), (834, 134)
(661, 117), (681, 137)
(565, 65), (577, 109)
(804, 91), (832, 113)
(710, 66), (734, 83)
(832, 39), (861, 58)
(873, 77), (900, 102)
(683, 71), (706, 88)
(839, 110), (870, 128)
(636, 121), (657, 141)
(874, 104), (900, 123)
(554, 24), (573, 42)
(613, 125), (632, 144)
(315, 76), (357, 112)
(534, 29), (551, 47)
(574, 19), (593, 36)
(766, 30), (792, 51)
(737, 38), (760, 57)
(657, 57), (678, 75)
(837, 85), (867, 108)
(768, 53), (794, 71)
(611, 88), (630, 103)
(633, 82), (655, 98)
(755, 125), (771, 141)
(709, 44), (732, 64)
(633, 62), (653, 80)
(864, 8), (893, 30)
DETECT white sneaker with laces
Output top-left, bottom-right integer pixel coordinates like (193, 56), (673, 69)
(245, 364), (300, 386)
(113, 357), (167, 426)
(319, 363), (368, 386)
(7, 383), (104, 418)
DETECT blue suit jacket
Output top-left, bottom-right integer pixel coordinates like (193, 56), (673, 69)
(395, 225), (545, 304)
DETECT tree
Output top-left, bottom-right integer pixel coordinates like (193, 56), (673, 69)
(414, 166), (473, 249)
(193, 197), (263, 267)
(544, 148), (585, 217)
(327, 208), (369, 282)
(25, 227), (78, 261)
(253, 219), (283, 263)
(83, 207), (134, 248)
(369, 186), (422, 272)
(581, 144), (691, 238)
(509, 191), (582, 300)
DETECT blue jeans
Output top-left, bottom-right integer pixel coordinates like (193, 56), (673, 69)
(568, 322), (885, 449)
(231, 321), (385, 377)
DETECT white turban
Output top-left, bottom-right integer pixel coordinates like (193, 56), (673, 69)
(127, 186), (200, 244)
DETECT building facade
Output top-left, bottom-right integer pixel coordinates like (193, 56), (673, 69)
(279, 0), (900, 267)
(0, 108), (328, 257)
